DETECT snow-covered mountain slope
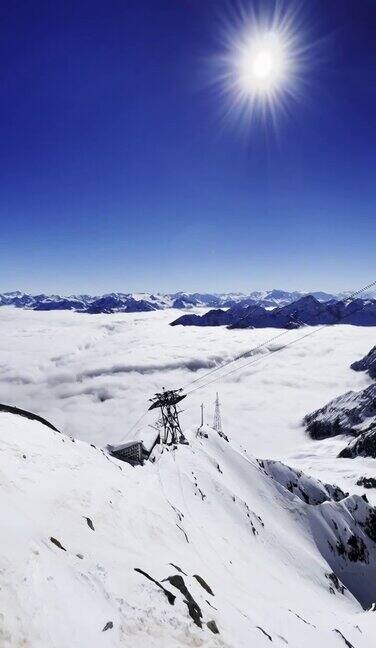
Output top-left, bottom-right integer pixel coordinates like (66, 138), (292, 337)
(1, 411), (376, 647)
(351, 347), (376, 381)
(304, 385), (376, 440)
(303, 345), (376, 461)
(0, 289), (339, 314)
(171, 296), (376, 329)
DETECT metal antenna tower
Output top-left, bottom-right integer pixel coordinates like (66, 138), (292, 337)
(149, 388), (187, 445)
(213, 392), (226, 439)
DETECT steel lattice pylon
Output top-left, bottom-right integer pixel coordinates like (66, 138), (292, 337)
(149, 388), (187, 445)
(213, 392), (226, 439)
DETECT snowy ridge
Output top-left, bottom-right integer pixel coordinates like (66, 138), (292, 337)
(171, 295), (376, 329)
(0, 289), (340, 314)
(304, 385), (376, 440)
(1, 412), (376, 647)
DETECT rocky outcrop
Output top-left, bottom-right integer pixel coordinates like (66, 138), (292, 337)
(339, 429), (376, 459)
(351, 346), (376, 380)
(357, 477), (376, 489)
(304, 384), (376, 440)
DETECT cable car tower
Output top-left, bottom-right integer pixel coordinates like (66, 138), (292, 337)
(149, 388), (187, 445)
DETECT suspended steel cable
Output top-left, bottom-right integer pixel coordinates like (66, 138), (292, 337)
(184, 278), (376, 396)
(119, 278), (376, 442)
(182, 278), (376, 394)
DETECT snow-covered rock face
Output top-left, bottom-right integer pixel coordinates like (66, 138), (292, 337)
(259, 460), (348, 504)
(304, 346), (376, 458)
(2, 411), (376, 647)
(351, 346), (376, 381)
(339, 429), (376, 459)
(304, 384), (376, 440)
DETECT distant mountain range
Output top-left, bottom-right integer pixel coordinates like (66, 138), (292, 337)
(171, 295), (376, 328)
(0, 289), (368, 314)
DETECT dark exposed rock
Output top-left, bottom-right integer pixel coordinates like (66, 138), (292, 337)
(169, 563), (187, 575)
(357, 476), (376, 489)
(288, 609), (316, 627)
(336, 540), (346, 557)
(134, 568), (176, 605)
(206, 620), (219, 634)
(176, 525), (189, 543)
(339, 428), (376, 459)
(50, 537), (66, 551)
(206, 600), (217, 610)
(164, 575), (202, 628)
(256, 626), (272, 641)
(85, 517), (95, 531)
(193, 574), (214, 596)
(351, 346), (376, 380)
(333, 629), (355, 648)
(362, 510), (376, 542)
(326, 572), (346, 595)
(346, 535), (368, 563)
(304, 384), (376, 440)
(102, 621), (113, 632)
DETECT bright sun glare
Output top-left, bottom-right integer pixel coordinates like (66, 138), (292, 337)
(238, 32), (287, 92)
(214, 3), (311, 130)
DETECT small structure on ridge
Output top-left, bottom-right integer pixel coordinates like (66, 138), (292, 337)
(107, 440), (149, 465)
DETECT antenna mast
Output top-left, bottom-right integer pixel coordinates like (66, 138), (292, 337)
(213, 392), (227, 440)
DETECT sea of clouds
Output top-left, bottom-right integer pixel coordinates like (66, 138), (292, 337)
(0, 306), (375, 495)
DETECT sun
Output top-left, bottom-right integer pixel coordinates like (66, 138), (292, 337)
(212, 2), (311, 130)
(237, 31), (288, 93)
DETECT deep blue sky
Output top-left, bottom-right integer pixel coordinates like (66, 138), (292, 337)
(1, 0), (375, 294)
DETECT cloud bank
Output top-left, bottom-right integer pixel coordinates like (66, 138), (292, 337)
(0, 306), (374, 494)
